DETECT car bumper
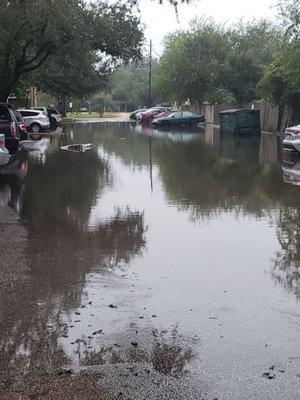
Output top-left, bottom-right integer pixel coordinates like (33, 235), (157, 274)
(282, 137), (300, 152)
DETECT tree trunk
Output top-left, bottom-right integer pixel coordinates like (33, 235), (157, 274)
(57, 96), (68, 118)
(0, 81), (14, 102)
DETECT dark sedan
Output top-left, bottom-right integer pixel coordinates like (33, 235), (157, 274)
(152, 111), (205, 127)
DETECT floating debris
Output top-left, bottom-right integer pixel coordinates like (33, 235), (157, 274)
(60, 143), (92, 152)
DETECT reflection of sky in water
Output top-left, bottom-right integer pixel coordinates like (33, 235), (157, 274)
(3, 124), (300, 400)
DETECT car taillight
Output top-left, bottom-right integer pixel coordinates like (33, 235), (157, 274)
(10, 122), (16, 136)
(0, 136), (5, 147)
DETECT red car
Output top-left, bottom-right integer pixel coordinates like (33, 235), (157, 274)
(139, 107), (169, 124)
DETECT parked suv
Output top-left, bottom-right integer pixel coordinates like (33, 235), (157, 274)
(18, 109), (50, 133)
(0, 102), (20, 154)
(32, 107), (62, 129)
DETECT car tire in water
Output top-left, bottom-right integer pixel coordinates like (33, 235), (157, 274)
(30, 123), (41, 133)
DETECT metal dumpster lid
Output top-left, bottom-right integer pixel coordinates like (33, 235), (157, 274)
(219, 109), (259, 114)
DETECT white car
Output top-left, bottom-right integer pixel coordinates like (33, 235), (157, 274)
(32, 107), (62, 126)
(18, 109), (50, 133)
(282, 124), (300, 152)
(0, 134), (10, 167)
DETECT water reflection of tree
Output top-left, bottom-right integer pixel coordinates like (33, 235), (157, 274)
(156, 139), (274, 218)
(22, 149), (111, 229)
(0, 149), (146, 394)
(80, 326), (195, 375)
(272, 209), (300, 299)
(92, 123), (300, 301)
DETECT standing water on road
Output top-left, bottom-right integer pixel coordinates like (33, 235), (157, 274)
(1, 123), (300, 399)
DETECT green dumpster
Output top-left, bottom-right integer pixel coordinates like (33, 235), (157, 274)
(219, 109), (261, 135)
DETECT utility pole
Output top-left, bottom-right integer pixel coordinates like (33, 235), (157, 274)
(148, 39), (152, 108)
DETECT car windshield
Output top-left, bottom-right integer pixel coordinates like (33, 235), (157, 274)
(168, 112), (181, 118)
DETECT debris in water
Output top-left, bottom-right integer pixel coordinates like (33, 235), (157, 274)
(60, 143), (92, 152)
(92, 330), (103, 335)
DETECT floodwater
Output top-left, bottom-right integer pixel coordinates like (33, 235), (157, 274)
(1, 122), (300, 399)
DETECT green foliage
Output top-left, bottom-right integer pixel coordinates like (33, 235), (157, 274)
(0, 0), (143, 102)
(155, 19), (283, 105)
(258, 1), (300, 106)
(109, 60), (160, 110)
(277, 0), (300, 39)
(92, 91), (114, 114)
(0, 0), (84, 100)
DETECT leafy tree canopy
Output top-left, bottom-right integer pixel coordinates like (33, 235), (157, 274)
(154, 19), (283, 105)
(0, 0), (143, 101)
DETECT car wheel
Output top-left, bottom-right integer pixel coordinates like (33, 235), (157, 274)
(30, 123), (41, 133)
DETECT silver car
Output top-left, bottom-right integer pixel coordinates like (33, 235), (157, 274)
(32, 107), (62, 126)
(282, 124), (300, 152)
(18, 109), (50, 133)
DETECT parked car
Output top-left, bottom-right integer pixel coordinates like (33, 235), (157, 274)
(130, 108), (148, 120)
(282, 124), (300, 152)
(18, 109), (50, 133)
(13, 110), (28, 141)
(0, 102), (21, 154)
(0, 134), (10, 166)
(154, 111), (172, 120)
(282, 153), (300, 186)
(139, 107), (169, 124)
(32, 107), (62, 128)
(152, 111), (205, 127)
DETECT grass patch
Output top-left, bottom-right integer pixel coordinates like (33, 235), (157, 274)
(66, 112), (121, 119)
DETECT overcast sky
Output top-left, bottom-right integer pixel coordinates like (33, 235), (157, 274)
(139, 0), (278, 54)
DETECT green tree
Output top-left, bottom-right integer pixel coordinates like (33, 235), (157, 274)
(109, 59), (160, 110)
(258, 0), (300, 128)
(155, 21), (231, 104)
(225, 20), (282, 103)
(0, 0), (84, 101)
(35, 1), (143, 115)
(155, 19), (282, 105)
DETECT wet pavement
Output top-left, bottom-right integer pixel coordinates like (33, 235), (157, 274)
(1, 123), (300, 399)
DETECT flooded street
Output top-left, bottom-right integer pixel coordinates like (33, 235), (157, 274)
(1, 122), (300, 399)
